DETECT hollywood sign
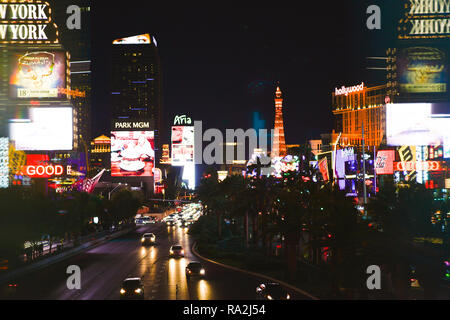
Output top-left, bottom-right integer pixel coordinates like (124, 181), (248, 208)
(335, 82), (364, 96)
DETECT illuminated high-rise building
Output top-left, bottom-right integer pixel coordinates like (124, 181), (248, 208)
(271, 86), (287, 158)
(111, 34), (162, 162)
(332, 83), (387, 147)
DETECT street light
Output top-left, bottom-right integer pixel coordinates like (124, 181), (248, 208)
(108, 183), (122, 200)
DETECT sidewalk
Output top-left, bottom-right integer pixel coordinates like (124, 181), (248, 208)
(19, 229), (116, 263)
(0, 226), (135, 286)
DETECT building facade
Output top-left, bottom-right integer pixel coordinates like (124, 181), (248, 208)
(111, 34), (162, 162)
(332, 83), (387, 147)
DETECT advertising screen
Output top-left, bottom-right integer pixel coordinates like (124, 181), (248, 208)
(386, 103), (450, 146)
(0, 138), (8, 188)
(335, 148), (356, 190)
(445, 136), (450, 159)
(10, 51), (66, 99)
(113, 34), (151, 45)
(9, 107), (73, 151)
(375, 150), (395, 175)
(111, 131), (154, 177)
(271, 155), (299, 178)
(171, 126), (194, 166)
(318, 157), (329, 181)
(397, 47), (447, 94)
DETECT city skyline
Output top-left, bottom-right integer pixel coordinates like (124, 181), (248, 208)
(0, 0), (449, 306)
(90, 1), (398, 144)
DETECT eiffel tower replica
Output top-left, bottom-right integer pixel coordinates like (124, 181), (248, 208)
(271, 86), (287, 158)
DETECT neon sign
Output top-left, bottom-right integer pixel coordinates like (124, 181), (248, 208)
(399, 0), (450, 39)
(334, 82), (364, 96)
(173, 115), (192, 126)
(0, 1), (59, 44)
(394, 161), (442, 171)
(25, 165), (65, 177)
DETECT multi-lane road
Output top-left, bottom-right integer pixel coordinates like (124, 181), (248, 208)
(0, 223), (312, 300)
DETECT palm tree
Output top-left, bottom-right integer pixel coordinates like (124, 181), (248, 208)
(367, 178), (437, 299)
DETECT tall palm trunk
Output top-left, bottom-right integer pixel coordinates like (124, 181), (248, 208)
(244, 211), (249, 248)
(217, 212), (222, 239)
(252, 214), (258, 246)
(286, 233), (298, 280)
(391, 262), (410, 299)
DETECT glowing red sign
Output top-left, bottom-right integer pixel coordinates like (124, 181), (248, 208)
(23, 154), (67, 178)
(375, 150), (395, 175)
(394, 161), (442, 171)
(25, 165), (64, 177)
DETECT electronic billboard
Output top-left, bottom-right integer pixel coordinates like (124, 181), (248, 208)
(111, 131), (154, 177)
(9, 107), (73, 151)
(171, 126), (194, 166)
(9, 51), (66, 99)
(386, 103), (450, 146)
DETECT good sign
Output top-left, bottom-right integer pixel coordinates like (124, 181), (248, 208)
(0, 2), (55, 42)
(25, 165), (65, 178)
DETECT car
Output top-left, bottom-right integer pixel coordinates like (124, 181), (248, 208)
(169, 244), (184, 258)
(120, 278), (144, 300)
(141, 233), (156, 245)
(166, 219), (176, 226)
(180, 221), (190, 228)
(256, 283), (290, 300)
(185, 261), (206, 280)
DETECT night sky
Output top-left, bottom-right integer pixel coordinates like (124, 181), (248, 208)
(90, 0), (400, 144)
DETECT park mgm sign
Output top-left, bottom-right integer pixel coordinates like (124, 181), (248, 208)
(0, 0), (59, 44)
(398, 0), (450, 39)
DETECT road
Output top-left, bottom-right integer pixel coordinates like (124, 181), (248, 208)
(0, 223), (312, 300)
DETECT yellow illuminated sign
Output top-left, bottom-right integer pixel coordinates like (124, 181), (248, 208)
(0, 0), (59, 44)
(399, 0), (450, 39)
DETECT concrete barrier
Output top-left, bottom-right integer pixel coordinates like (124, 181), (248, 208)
(0, 227), (134, 285)
(191, 242), (319, 300)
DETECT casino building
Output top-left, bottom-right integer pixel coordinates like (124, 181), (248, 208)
(0, 0), (90, 191)
(111, 34), (162, 163)
(332, 83), (387, 148)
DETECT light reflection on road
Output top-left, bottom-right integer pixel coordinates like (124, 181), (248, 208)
(168, 257), (188, 299)
(196, 279), (211, 300)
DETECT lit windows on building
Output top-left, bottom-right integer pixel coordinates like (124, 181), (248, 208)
(332, 84), (387, 147)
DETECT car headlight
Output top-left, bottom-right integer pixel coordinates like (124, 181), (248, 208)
(200, 269), (205, 275)
(267, 295), (273, 300)
(181, 250), (184, 254)
(188, 270), (192, 274)
(134, 288), (142, 294)
(170, 250), (173, 254)
(151, 237), (155, 241)
(120, 288), (126, 294)
(286, 294), (290, 300)
(141, 238), (145, 242)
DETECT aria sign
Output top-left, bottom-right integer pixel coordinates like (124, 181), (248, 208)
(174, 115), (192, 126)
(0, 1), (59, 44)
(399, 0), (450, 39)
